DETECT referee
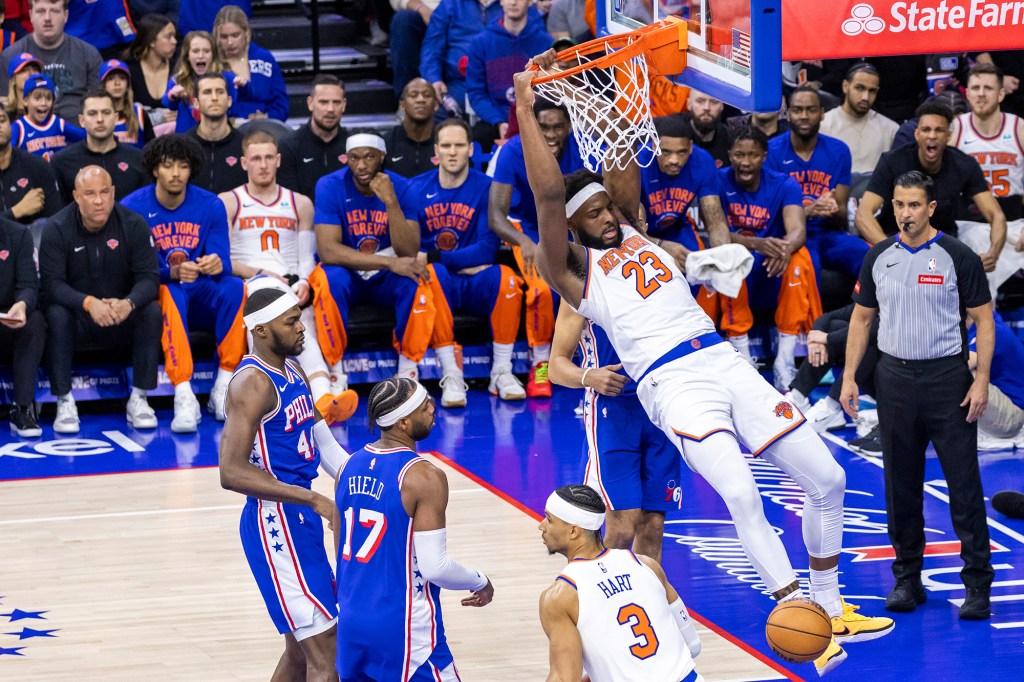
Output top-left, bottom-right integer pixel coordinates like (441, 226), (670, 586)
(841, 171), (995, 621)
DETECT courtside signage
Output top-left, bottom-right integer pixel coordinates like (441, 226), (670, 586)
(781, 0), (1024, 59)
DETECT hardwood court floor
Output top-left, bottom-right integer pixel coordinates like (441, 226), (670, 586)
(0, 456), (782, 681)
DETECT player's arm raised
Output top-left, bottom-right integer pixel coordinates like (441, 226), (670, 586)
(539, 581), (585, 682)
(549, 304), (627, 396)
(513, 63), (585, 307)
(219, 370), (337, 525)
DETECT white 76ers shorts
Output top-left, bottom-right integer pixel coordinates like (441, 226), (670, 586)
(636, 343), (805, 467)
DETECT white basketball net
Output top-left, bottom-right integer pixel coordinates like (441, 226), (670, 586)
(533, 38), (660, 173)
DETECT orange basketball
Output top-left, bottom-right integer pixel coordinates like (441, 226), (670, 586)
(765, 598), (833, 663)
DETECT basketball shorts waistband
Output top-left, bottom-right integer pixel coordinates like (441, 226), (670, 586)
(637, 332), (723, 383)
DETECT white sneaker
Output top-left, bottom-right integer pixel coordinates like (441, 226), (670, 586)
(978, 429), (1015, 452)
(856, 407), (879, 437)
(1014, 423), (1024, 450)
(126, 393), (158, 429)
(207, 379), (228, 421)
(489, 364), (526, 401)
(784, 390), (811, 416)
(806, 396), (846, 432)
(54, 398), (80, 434)
(329, 364), (349, 393)
(171, 393), (202, 433)
(439, 373), (468, 408)
(773, 358), (797, 392)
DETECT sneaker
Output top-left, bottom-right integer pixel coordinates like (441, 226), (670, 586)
(54, 398), (80, 434)
(773, 359), (797, 393)
(439, 373), (468, 408)
(831, 600), (895, 643)
(171, 393), (201, 434)
(855, 408), (878, 437)
(848, 425), (882, 456)
(489, 364), (526, 401)
(813, 636), (847, 677)
(126, 393), (158, 430)
(527, 361), (552, 398)
(9, 404), (41, 438)
(959, 587), (991, 620)
(806, 397), (846, 432)
(316, 390), (360, 425)
(207, 379), (228, 421)
(784, 390), (812, 416)
(885, 576), (927, 613)
(977, 429), (1015, 451)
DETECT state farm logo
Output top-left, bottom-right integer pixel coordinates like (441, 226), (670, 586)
(842, 3), (886, 35)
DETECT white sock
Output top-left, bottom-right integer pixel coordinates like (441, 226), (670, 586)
(776, 333), (797, 366)
(435, 345), (460, 375)
(531, 343), (551, 364)
(310, 374), (331, 401)
(809, 566), (842, 618)
(397, 354), (417, 377)
(174, 382), (195, 399)
(788, 387), (806, 403)
(57, 393), (75, 405)
(213, 368), (232, 388)
(728, 334), (754, 364)
(492, 342), (514, 369)
(131, 387), (147, 400)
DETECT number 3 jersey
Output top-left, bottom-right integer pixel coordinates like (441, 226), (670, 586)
(576, 224), (716, 381)
(559, 549), (695, 682)
(335, 445), (456, 681)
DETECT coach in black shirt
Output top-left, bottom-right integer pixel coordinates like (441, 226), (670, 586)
(278, 74), (349, 202)
(0, 108), (62, 225)
(52, 88), (148, 205)
(383, 78), (438, 178)
(39, 166), (162, 435)
(0, 216), (45, 436)
(843, 171), (995, 621)
(857, 99), (1006, 272)
(681, 89), (731, 168)
(185, 73), (246, 195)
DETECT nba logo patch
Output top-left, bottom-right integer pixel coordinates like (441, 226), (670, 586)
(928, 258), (936, 272)
(16, 178), (28, 188)
(226, 156), (238, 167)
(118, 162), (128, 172)
(0, 250), (8, 260)
(107, 239), (119, 250)
(774, 401), (794, 419)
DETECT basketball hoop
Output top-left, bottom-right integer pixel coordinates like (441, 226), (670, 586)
(529, 17), (688, 173)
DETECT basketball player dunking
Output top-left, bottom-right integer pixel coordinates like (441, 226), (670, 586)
(219, 287), (352, 681)
(514, 59), (893, 676)
(334, 378), (494, 680)
(539, 484), (702, 682)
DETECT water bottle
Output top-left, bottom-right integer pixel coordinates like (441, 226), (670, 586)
(442, 94), (464, 119)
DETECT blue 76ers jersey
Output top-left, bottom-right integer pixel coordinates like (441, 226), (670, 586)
(235, 355), (319, 489)
(335, 445), (455, 680)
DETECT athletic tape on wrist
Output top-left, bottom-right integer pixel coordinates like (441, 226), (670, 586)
(376, 382), (429, 427)
(565, 183), (607, 219)
(545, 491), (605, 530)
(242, 291), (301, 329)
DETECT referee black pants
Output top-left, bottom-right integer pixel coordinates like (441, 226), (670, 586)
(875, 354), (994, 590)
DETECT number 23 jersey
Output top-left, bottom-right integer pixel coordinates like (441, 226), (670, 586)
(576, 224), (716, 381)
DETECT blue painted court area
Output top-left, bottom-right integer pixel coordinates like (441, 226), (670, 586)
(2, 387), (1023, 680)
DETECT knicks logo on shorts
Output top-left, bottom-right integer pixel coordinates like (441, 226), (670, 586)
(774, 400), (794, 420)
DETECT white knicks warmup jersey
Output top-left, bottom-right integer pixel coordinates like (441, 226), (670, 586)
(229, 184), (301, 276)
(955, 112), (1024, 199)
(559, 549), (695, 682)
(576, 224), (716, 381)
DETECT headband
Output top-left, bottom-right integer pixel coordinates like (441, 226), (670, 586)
(565, 183), (607, 219)
(346, 133), (387, 154)
(376, 382), (429, 427)
(545, 491), (605, 530)
(242, 291), (301, 329)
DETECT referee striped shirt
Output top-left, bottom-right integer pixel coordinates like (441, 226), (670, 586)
(852, 232), (991, 360)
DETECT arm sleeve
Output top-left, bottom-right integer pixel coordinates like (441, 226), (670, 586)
(954, 242), (993, 308)
(413, 528), (489, 591)
(438, 189), (498, 270)
(851, 244), (882, 308)
(38, 222), (87, 309)
(313, 418), (350, 480)
(298, 230), (317, 280)
(13, 225), (38, 313)
(126, 214), (160, 308)
(419, 2), (450, 83)
(669, 597), (701, 658)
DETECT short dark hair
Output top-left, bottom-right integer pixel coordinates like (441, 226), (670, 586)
(311, 73), (344, 93)
(194, 71), (228, 95)
(844, 62), (880, 81)
(729, 125), (768, 152)
(435, 117), (472, 144)
(534, 97), (569, 121)
(653, 115), (693, 140)
(366, 378), (418, 432)
(564, 169), (604, 205)
(914, 97), (954, 124)
(788, 83), (821, 107)
(967, 62), (1004, 87)
(142, 134), (204, 177)
(894, 170), (935, 203)
(81, 85), (114, 108)
(242, 129), (278, 153)
(243, 287), (286, 317)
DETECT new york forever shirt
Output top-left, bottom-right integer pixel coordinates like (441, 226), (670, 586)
(639, 145), (720, 243)
(765, 133), (852, 236)
(313, 168), (416, 256)
(719, 167), (804, 239)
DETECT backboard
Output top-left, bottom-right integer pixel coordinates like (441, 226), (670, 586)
(599, 0), (782, 112)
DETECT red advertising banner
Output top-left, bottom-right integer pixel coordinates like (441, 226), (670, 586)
(781, 1), (1024, 60)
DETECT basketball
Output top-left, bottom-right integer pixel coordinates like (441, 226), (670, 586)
(765, 598), (833, 663)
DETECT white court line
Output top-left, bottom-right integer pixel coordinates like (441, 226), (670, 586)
(991, 621), (1024, 629)
(819, 432), (1024, 546)
(102, 430), (146, 452)
(0, 504), (238, 526)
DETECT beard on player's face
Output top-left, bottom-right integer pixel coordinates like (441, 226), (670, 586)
(267, 326), (304, 357)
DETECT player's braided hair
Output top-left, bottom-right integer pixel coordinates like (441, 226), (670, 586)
(367, 378), (418, 432)
(243, 287), (286, 317)
(554, 485), (607, 514)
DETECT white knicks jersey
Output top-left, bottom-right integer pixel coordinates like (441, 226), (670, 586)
(229, 184), (301, 276)
(576, 224), (716, 381)
(559, 549), (694, 682)
(954, 112), (1024, 198)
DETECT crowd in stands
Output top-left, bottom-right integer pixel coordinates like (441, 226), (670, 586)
(0, 0), (1023, 459)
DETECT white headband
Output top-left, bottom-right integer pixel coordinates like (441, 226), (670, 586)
(243, 291), (301, 329)
(565, 183), (607, 219)
(376, 382), (429, 427)
(346, 133), (386, 154)
(545, 491), (605, 530)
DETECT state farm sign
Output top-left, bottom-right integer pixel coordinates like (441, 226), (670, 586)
(782, 0), (1024, 60)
